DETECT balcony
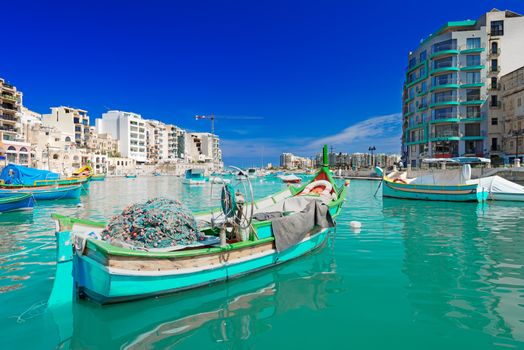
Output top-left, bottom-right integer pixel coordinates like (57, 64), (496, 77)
(430, 84), (459, 92)
(460, 82), (484, 88)
(488, 84), (500, 91)
(489, 48), (501, 57)
(430, 49), (459, 60)
(459, 46), (485, 54)
(430, 67), (459, 76)
(0, 114), (18, 122)
(460, 64), (485, 71)
(489, 29), (504, 36)
(1, 83), (14, 91)
(461, 100), (485, 106)
(489, 66), (501, 73)
(1, 94), (17, 102)
(1, 104), (17, 111)
(0, 125), (17, 132)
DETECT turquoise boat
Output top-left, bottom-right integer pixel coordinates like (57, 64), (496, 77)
(375, 167), (488, 202)
(0, 193), (34, 212)
(48, 145), (349, 305)
(182, 169), (207, 185)
(125, 174), (137, 179)
(0, 184), (82, 200)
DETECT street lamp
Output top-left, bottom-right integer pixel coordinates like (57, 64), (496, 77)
(368, 146), (376, 167)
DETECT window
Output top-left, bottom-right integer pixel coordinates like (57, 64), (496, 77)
(466, 38), (481, 49)
(409, 88), (415, 99)
(421, 81), (427, 93)
(466, 89), (480, 101)
(464, 123), (481, 137)
(419, 50), (427, 62)
(491, 59), (498, 71)
(491, 42), (498, 54)
(491, 77), (498, 89)
(491, 95), (499, 107)
(432, 39), (457, 53)
(491, 138), (498, 150)
(466, 106), (481, 118)
(466, 55), (481, 66)
(491, 20), (504, 36)
(408, 57), (417, 69)
(466, 72), (481, 84)
(433, 107), (457, 120)
(491, 118), (498, 125)
(518, 97), (522, 107)
(433, 73), (456, 86)
(433, 90), (456, 103)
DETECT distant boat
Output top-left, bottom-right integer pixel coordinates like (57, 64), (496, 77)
(183, 169), (206, 185)
(0, 194), (35, 213)
(153, 172), (162, 177)
(209, 176), (230, 184)
(125, 174), (137, 179)
(91, 174), (106, 181)
(0, 184), (82, 200)
(375, 166), (488, 202)
(279, 174), (302, 184)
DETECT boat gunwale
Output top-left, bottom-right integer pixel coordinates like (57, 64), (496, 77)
(0, 193), (33, 204)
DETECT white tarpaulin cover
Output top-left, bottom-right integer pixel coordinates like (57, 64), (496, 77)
(467, 176), (524, 195)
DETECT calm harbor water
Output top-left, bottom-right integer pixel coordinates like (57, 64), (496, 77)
(1, 177), (524, 349)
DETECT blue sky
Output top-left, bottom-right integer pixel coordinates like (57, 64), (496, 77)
(3, 0), (524, 166)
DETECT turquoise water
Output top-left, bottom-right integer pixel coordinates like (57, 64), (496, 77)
(1, 177), (524, 349)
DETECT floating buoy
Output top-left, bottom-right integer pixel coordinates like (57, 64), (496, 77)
(76, 203), (83, 208)
(349, 221), (362, 229)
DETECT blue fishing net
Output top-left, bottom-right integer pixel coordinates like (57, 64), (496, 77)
(102, 197), (204, 249)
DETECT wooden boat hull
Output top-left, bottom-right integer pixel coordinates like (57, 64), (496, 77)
(71, 227), (330, 304)
(0, 194), (34, 212)
(382, 180), (487, 202)
(0, 184), (82, 200)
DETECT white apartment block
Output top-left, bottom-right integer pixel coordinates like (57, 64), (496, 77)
(42, 106), (90, 147)
(96, 110), (147, 163)
(186, 132), (222, 165)
(0, 77), (23, 142)
(402, 9), (524, 166)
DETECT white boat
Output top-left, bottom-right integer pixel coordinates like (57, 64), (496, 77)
(467, 176), (524, 201)
(182, 169), (207, 185)
(209, 176), (231, 184)
(278, 174), (302, 184)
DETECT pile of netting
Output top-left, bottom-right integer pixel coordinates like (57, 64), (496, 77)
(102, 197), (204, 249)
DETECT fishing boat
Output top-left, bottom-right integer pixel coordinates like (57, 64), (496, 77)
(48, 145), (349, 305)
(0, 164), (90, 191)
(467, 176), (524, 201)
(375, 165), (488, 202)
(0, 194), (34, 212)
(279, 174), (302, 184)
(125, 174), (137, 179)
(182, 169), (206, 185)
(91, 174), (106, 181)
(153, 172), (162, 177)
(0, 184), (82, 200)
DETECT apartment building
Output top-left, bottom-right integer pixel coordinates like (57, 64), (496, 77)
(280, 152), (312, 169)
(402, 9), (524, 167)
(42, 106), (90, 147)
(96, 110), (147, 163)
(167, 125), (186, 161)
(87, 126), (119, 156)
(500, 66), (524, 163)
(0, 77), (22, 142)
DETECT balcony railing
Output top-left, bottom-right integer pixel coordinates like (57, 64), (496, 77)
(0, 114), (18, 121)
(490, 30), (504, 36)
(488, 84), (500, 91)
(1, 104), (17, 110)
(489, 48), (501, 57)
(1, 94), (17, 102)
(489, 66), (501, 73)
(0, 125), (16, 132)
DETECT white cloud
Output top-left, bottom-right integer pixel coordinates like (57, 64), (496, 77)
(221, 112), (402, 163)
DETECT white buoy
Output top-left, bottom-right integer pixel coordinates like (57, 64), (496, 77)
(76, 203), (83, 208)
(349, 221), (362, 229)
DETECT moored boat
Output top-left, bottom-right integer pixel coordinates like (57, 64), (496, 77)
(91, 174), (106, 181)
(48, 145), (349, 305)
(182, 169), (206, 185)
(125, 174), (137, 179)
(375, 166), (488, 202)
(279, 174), (302, 184)
(0, 184), (82, 200)
(0, 194), (34, 212)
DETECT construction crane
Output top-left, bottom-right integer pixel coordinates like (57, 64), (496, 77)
(195, 114), (216, 135)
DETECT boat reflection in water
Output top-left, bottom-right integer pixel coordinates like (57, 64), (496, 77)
(53, 235), (340, 349)
(382, 199), (524, 345)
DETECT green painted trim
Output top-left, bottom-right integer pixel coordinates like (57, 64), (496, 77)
(460, 83), (484, 88)
(460, 65), (484, 71)
(405, 123), (427, 132)
(405, 61), (428, 88)
(462, 117), (484, 122)
(404, 97), (414, 104)
(430, 118), (460, 124)
(460, 100), (485, 106)
(404, 111), (415, 117)
(406, 60), (427, 75)
(430, 101), (460, 108)
(462, 136), (484, 140)
(459, 48), (484, 54)
(416, 90), (429, 97)
(430, 84), (459, 92)
(420, 20), (477, 46)
(430, 136), (461, 141)
(406, 140), (427, 146)
(430, 67), (459, 75)
(417, 106), (428, 111)
(430, 50), (459, 60)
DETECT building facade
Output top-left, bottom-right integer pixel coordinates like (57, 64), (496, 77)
(402, 9), (524, 167)
(280, 152), (312, 169)
(96, 110), (147, 163)
(500, 66), (524, 163)
(42, 106), (90, 147)
(0, 77), (22, 143)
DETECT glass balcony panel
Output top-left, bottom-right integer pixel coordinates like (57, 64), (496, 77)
(432, 91), (457, 103)
(433, 57), (456, 70)
(432, 39), (457, 54)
